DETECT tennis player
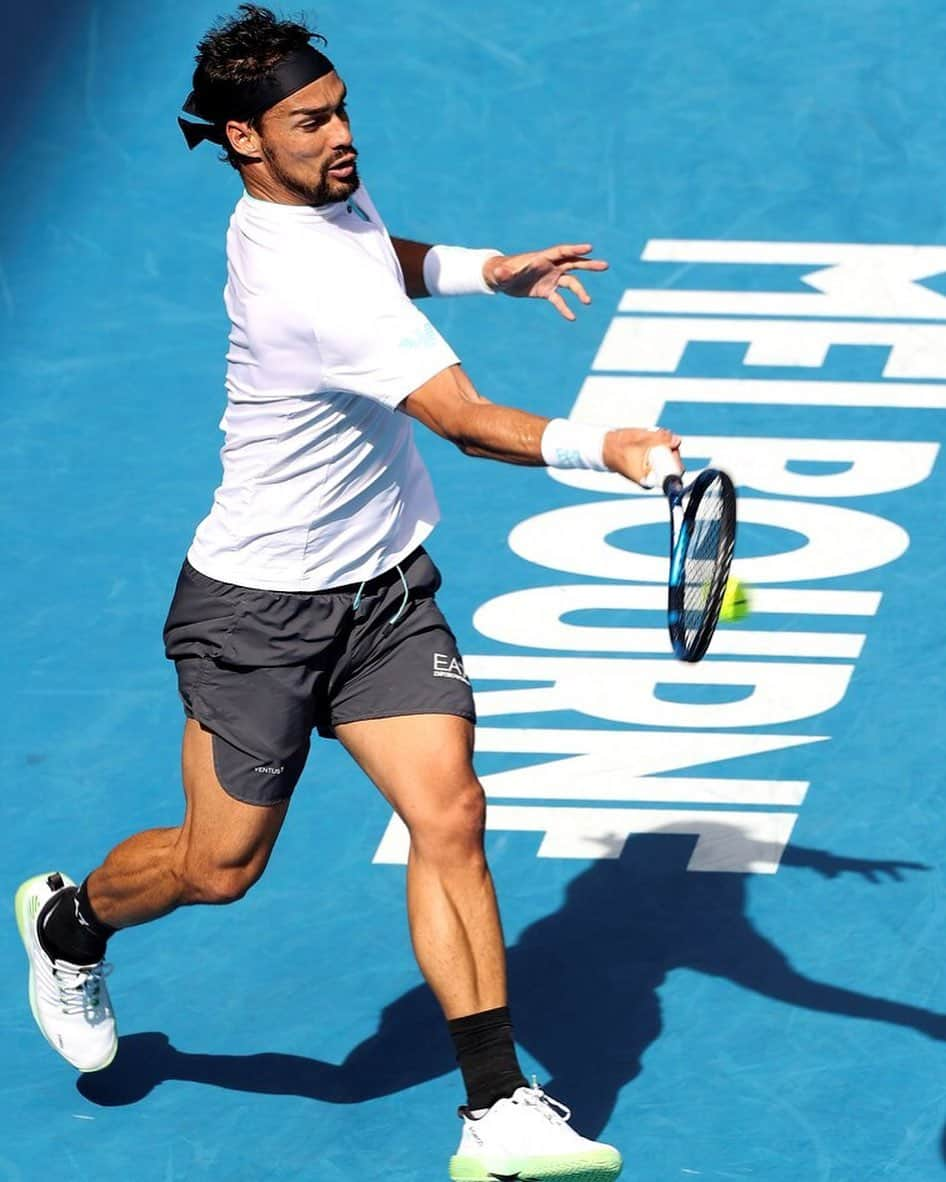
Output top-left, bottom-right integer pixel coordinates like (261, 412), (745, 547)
(15, 7), (679, 1179)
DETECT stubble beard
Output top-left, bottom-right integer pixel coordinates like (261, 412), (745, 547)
(265, 144), (360, 206)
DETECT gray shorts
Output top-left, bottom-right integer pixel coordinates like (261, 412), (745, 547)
(162, 547), (476, 806)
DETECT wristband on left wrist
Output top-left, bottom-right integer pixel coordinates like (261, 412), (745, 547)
(422, 245), (503, 297)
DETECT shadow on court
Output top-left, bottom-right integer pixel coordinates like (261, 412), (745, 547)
(78, 825), (944, 1137)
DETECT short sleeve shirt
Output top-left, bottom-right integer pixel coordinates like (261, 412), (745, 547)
(186, 185), (458, 591)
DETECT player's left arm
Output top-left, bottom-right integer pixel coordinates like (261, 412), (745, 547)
(390, 238), (433, 299)
(390, 238), (609, 320)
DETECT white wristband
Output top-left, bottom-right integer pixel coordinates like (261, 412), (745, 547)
(422, 245), (502, 297)
(540, 418), (610, 471)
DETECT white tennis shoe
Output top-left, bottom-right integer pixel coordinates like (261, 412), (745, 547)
(450, 1081), (622, 1180)
(14, 871), (118, 1072)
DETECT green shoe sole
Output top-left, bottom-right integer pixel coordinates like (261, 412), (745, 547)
(449, 1149), (623, 1181)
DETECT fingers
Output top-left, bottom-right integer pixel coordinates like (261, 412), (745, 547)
(564, 259), (610, 272)
(651, 426), (682, 450)
(549, 273), (598, 318)
(551, 242), (594, 257)
(548, 289), (576, 321)
(558, 274), (591, 305)
(602, 426), (685, 486)
(549, 244), (610, 270)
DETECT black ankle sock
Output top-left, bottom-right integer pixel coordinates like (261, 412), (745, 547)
(448, 1006), (528, 1111)
(38, 878), (114, 965)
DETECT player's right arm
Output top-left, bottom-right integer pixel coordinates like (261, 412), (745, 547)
(401, 363), (679, 486)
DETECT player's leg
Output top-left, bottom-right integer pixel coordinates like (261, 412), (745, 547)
(15, 719), (290, 1072)
(336, 713), (505, 1020)
(87, 719), (290, 925)
(336, 712), (622, 1181)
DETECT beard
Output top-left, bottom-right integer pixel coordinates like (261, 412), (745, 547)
(263, 144), (360, 206)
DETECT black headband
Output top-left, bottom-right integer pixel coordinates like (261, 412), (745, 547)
(178, 43), (335, 150)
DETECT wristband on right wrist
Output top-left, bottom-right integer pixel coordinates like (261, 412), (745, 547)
(540, 418), (610, 471)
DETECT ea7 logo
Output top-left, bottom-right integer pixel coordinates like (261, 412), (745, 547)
(433, 653), (470, 684)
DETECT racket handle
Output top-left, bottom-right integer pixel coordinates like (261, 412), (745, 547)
(641, 444), (684, 492)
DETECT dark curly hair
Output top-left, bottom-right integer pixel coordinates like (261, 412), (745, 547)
(190, 5), (326, 169)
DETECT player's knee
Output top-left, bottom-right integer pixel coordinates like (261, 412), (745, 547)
(179, 858), (262, 906)
(203, 866), (258, 905)
(410, 779), (486, 864)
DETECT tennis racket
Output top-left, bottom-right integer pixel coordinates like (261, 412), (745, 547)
(645, 446), (737, 663)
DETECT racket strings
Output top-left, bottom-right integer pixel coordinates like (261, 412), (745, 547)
(681, 482), (726, 648)
(666, 467), (736, 662)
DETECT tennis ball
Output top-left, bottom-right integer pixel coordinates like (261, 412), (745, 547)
(720, 577), (751, 622)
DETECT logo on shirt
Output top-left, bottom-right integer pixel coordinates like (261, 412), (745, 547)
(345, 198), (371, 223)
(253, 765), (284, 775)
(399, 322), (438, 351)
(433, 653), (470, 685)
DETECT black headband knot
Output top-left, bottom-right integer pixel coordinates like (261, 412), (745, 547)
(178, 43), (335, 151)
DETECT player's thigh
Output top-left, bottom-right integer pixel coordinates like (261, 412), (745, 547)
(179, 719), (289, 877)
(335, 713), (484, 841)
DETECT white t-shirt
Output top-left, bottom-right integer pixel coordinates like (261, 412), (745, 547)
(186, 185), (459, 591)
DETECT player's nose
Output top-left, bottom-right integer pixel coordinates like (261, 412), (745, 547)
(330, 112), (353, 148)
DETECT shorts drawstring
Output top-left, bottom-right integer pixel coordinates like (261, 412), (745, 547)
(352, 563), (410, 625)
(388, 564), (410, 626)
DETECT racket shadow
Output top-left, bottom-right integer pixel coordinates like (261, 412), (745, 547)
(78, 824), (943, 1142)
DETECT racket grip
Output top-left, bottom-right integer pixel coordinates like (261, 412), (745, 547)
(641, 444), (684, 491)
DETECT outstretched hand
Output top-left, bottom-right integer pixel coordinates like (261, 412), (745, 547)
(483, 243), (609, 321)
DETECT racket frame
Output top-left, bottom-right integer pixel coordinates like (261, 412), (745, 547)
(660, 467), (737, 663)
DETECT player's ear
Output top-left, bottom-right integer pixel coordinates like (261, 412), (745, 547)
(226, 120), (262, 160)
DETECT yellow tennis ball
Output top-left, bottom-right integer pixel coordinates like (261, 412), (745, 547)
(720, 576), (751, 622)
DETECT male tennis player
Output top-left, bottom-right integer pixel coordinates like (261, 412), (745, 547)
(16, 7), (679, 1179)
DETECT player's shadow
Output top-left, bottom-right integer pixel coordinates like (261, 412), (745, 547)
(79, 825), (944, 1136)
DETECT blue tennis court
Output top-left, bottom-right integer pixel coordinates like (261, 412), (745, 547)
(3, 2), (945, 1178)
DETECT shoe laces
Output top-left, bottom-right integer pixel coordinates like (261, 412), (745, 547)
(515, 1077), (572, 1124)
(52, 960), (112, 1016)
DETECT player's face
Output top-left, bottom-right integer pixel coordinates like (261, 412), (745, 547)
(253, 71), (359, 205)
